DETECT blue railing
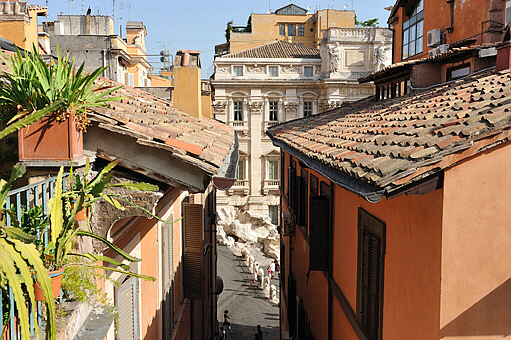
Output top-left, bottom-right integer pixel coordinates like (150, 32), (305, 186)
(2, 174), (68, 340)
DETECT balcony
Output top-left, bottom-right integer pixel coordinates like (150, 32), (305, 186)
(264, 121), (280, 131)
(2, 174), (69, 339)
(229, 120), (249, 136)
(228, 179), (249, 195)
(262, 179), (280, 195)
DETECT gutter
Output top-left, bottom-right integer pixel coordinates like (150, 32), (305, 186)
(267, 134), (385, 203)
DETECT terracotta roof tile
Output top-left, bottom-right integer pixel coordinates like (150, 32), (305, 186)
(224, 40), (320, 59)
(267, 69), (511, 192)
(87, 77), (235, 175)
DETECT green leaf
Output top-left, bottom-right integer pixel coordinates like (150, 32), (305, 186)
(3, 226), (37, 243)
(107, 181), (159, 192)
(85, 264), (156, 282)
(103, 195), (124, 211)
(0, 99), (68, 140)
(75, 230), (142, 262)
(68, 252), (130, 270)
(0, 239), (33, 340)
(12, 238), (57, 339)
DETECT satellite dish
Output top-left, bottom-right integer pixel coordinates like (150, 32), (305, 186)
(343, 4), (348, 10)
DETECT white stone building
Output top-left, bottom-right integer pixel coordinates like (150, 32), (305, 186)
(212, 27), (392, 221)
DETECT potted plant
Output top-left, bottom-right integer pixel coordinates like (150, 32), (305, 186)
(39, 162), (158, 286)
(0, 45), (122, 162)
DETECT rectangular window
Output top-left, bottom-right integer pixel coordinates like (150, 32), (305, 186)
(269, 101), (278, 121)
(402, 0), (424, 59)
(236, 160), (245, 180)
(298, 24), (304, 36)
(357, 208), (386, 340)
(303, 101), (313, 117)
(233, 101), (243, 121)
(233, 66), (243, 76)
(268, 66), (278, 77)
(447, 65), (470, 81)
(269, 205), (279, 225)
(279, 24), (285, 35)
(304, 66), (313, 77)
(268, 159), (279, 180)
(288, 24), (296, 36)
(298, 169), (308, 228)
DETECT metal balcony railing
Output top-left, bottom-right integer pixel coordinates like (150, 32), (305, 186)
(2, 174), (68, 339)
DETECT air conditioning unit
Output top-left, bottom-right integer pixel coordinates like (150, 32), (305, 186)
(428, 48), (438, 58)
(436, 44), (450, 55)
(427, 28), (442, 47)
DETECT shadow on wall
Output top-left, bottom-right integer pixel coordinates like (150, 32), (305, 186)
(440, 277), (511, 338)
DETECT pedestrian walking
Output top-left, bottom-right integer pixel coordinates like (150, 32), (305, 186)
(223, 310), (233, 334)
(267, 265), (271, 278)
(270, 260), (276, 278)
(256, 325), (264, 339)
(253, 262), (259, 283)
(219, 326), (227, 339)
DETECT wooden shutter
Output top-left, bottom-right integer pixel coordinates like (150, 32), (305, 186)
(299, 170), (308, 228)
(357, 208), (386, 340)
(162, 217), (175, 339)
(309, 196), (330, 271)
(183, 203), (204, 300)
(287, 166), (292, 204)
(118, 277), (140, 340)
(288, 274), (297, 338)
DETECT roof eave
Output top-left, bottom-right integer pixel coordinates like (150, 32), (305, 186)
(267, 132), (385, 203)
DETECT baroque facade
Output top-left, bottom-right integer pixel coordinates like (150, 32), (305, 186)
(212, 27), (392, 220)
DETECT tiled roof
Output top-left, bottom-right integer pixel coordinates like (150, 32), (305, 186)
(268, 69), (511, 197)
(89, 77), (235, 176)
(224, 40), (320, 59)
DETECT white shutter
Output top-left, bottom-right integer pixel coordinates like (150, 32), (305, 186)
(162, 217), (175, 339)
(118, 277), (140, 340)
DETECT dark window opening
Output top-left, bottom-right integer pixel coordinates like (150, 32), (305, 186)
(356, 208), (386, 340)
(288, 24), (296, 36)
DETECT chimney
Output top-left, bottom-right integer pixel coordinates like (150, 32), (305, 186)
(496, 41), (511, 71)
(172, 49), (203, 119)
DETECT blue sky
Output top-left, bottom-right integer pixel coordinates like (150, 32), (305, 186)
(31, 0), (395, 77)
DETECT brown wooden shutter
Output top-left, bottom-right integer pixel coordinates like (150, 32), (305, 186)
(288, 274), (297, 338)
(357, 208), (386, 340)
(309, 196), (329, 271)
(287, 166), (292, 203)
(183, 203), (204, 300)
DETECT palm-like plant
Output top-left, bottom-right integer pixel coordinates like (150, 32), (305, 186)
(0, 45), (122, 131)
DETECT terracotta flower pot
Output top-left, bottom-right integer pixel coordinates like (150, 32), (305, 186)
(18, 112), (83, 162)
(70, 199), (91, 221)
(33, 268), (65, 301)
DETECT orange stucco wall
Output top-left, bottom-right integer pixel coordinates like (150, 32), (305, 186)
(281, 152), (444, 339)
(392, 0), (499, 63)
(102, 187), (190, 340)
(440, 142), (511, 339)
(333, 182), (443, 340)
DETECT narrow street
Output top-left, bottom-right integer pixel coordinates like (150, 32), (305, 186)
(217, 245), (280, 340)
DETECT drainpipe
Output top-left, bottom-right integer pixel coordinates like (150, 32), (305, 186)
(101, 49), (106, 77)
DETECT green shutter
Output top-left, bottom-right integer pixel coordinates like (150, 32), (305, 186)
(309, 196), (329, 271)
(183, 203), (204, 300)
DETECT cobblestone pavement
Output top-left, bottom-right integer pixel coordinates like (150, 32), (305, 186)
(217, 245), (280, 340)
